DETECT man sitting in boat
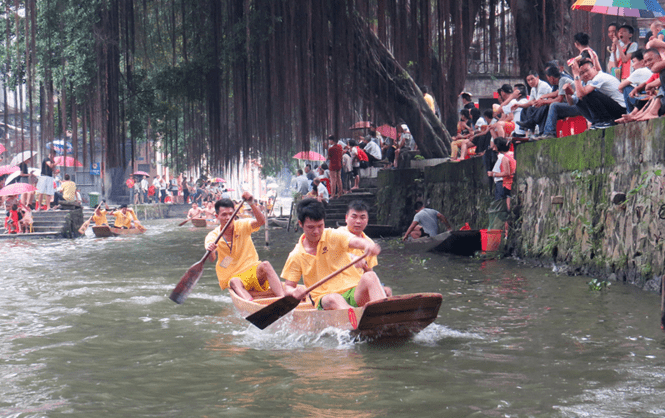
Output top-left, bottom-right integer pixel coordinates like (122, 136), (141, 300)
(402, 202), (452, 241)
(92, 201), (111, 226)
(339, 200), (392, 297)
(112, 204), (140, 229)
(204, 201), (218, 222)
(204, 192), (284, 301)
(186, 202), (203, 220)
(282, 198), (386, 310)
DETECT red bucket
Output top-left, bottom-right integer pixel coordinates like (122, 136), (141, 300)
(481, 229), (502, 252)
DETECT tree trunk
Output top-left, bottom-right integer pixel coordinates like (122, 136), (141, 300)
(349, 12), (451, 158)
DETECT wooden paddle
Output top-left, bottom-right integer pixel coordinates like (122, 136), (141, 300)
(246, 251), (370, 330)
(169, 198), (246, 304)
(78, 202), (103, 235)
(178, 218), (191, 226)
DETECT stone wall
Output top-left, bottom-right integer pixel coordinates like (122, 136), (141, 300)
(514, 119), (665, 291)
(376, 118), (665, 291)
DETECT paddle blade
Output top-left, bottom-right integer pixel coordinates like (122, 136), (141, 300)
(78, 220), (90, 235)
(178, 219), (190, 226)
(169, 262), (205, 304)
(246, 296), (301, 329)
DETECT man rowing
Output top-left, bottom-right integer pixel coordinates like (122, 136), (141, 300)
(281, 198), (386, 310)
(186, 202), (204, 220)
(92, 201), (111, 226)
(111, 204), (141, 229)
(338, 199), (392, 297)
(204, 192), (284, 301)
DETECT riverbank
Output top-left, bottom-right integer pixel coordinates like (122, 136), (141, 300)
(376, 118), (665, 293)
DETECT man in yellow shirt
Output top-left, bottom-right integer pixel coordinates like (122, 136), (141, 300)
(204, 191), (284, 301)
(92, 201), (110, 226)
(59, 174), (77, 202)
(111, 204), (138, 228)
(281, 198), (385, 310)
(338, 200), (392, 297)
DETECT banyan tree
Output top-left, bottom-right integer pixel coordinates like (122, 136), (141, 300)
(0, 0), (598, 182)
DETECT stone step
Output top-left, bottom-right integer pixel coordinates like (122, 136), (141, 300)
(0, 231), (62, 239)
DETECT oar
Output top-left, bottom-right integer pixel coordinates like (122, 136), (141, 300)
(78, 202), (103, 235)
(169, 198), (246, 304)
(178, 218), (191, 226)
(246, 251), (370, 330)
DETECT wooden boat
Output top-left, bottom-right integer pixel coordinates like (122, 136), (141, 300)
(230, 289), (443, 340)
(92, 225), (145, 237)
(267, 216), (289, 228)
(191, 218), (217, 228)
(335, 221), (398, 238)
(405, 230), (481, 256)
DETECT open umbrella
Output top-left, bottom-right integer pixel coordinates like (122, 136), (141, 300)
(133, 170), (150, 176)
(10, 150), (38, 167)
(0, 182), (37, 196)
(572, 0), (665, 18)
(349, 121), (371, 130)
(0, 165), (19, 176)
(211, 177), (226, 183)
(6, 167), (39, 185)
(293, 151), (326, 161)
(46, 140), (73, 154)
(376, 124), (397, 140)
(54, 156), (83, 167)
(0, 144), (5, 154)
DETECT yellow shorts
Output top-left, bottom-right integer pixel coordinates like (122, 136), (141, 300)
(233, 265), (270, 292)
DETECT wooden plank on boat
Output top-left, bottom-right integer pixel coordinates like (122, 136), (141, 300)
(191, 218), (208, 228)
(230, 289), (441, 340)
(109, 226), (144, 235)
(92, 225), (114, 237)
(351, 293), (442, 339)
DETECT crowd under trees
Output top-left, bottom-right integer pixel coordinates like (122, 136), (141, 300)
(0, 0), (600, 178)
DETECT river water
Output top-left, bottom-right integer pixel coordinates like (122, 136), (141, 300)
(2, 219), (665, 417)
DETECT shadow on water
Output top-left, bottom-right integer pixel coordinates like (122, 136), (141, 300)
(2, 219), (665, 417)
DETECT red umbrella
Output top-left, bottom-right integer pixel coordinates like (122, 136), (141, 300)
(349, 121), (371, 130)
(0, 165), (19, 176)
(0, 182), (37, 196)
(0, 144), (5, 154)
(211, 177), (226, 183)
(376, 124), (397, 140)
(133, 170), (150, 176)
(293, 151), (326, 161)
(54, 156), (83, 167)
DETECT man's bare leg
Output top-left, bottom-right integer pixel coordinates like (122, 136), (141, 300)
(256, 261), (285, 297)
(229, 278), (253, 300)
(354, 271), (388, 307)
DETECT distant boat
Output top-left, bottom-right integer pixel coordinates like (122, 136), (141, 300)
(191, 218), (217, 228)
(405, 230), (482, 256)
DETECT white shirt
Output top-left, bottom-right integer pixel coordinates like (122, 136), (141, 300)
(363, 141), (382, 160)
(586, 71), (626, 108)
(530, 79), (552, 100)
(316, 182), (329, 203)
(503, 98), (529, 134)
(626, 67), (652, 87)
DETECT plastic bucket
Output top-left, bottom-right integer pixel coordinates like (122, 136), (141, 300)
(89, 192), (100, 207)
(481, 229), (502, 252)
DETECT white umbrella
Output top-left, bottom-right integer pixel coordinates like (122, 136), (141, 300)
(5, 167), (40, 185)
(10, 150), (38, 167)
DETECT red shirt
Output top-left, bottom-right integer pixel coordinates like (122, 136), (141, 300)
(327, 144), (344, 171)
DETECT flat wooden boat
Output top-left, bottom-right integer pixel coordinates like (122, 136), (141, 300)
(191, 218), (217, 228)
(267, 216), (289, 228)
(405, 230), (481, 256)
(92, 225), (145, 237)
(230, 289), (443, 340)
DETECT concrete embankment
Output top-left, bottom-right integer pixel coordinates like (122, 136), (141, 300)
(376, 118), (665, 292)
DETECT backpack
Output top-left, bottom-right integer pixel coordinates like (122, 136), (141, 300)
(148, 185), (156, 196)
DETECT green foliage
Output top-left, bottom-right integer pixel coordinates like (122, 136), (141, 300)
(408, 255), (429, 266)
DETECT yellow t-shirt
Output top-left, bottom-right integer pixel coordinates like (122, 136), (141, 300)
(112, 209), (137, 228)
(204, 219), (261, 290)
(338, 225), (378, 272)
(281, 228), (361, 305)
(92, 209), (108, 226)
(424, 93), (436, 113)
(61, 180), (76, 201)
